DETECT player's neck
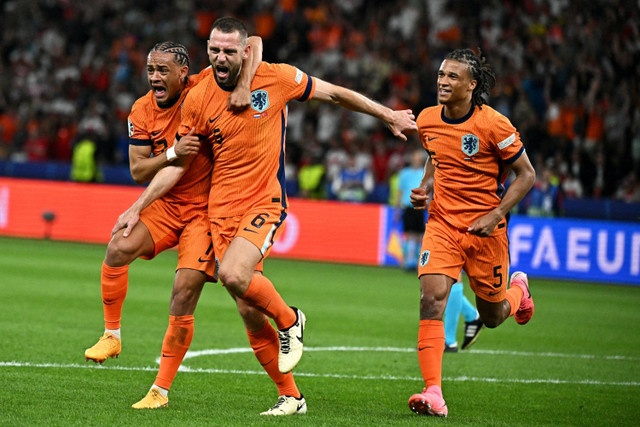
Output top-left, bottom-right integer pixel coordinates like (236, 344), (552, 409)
(157, 91), (183, 109)
(442, 101), (473, 120)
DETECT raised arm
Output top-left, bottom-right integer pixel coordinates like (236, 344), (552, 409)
(410, 155), (435, 210)
(311, 78), (417, 141)
(227, 36), (263, 111)
(468, 151), (536, 236)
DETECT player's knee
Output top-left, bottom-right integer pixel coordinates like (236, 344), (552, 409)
(105, 238), (136, 265)
(480, 314), (502, 329)
(419, 294), (446, 319)
(172, 286), (197, 308)
(218, 267), (249, 293)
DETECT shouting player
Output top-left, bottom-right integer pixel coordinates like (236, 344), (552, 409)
(112, 16), (417, 416)
(84, 38), (262, 409)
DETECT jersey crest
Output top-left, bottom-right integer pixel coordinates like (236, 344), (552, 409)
(420, 250), (430, 267)
(251, 90), (269, 113)
(461, 134), (479, 157)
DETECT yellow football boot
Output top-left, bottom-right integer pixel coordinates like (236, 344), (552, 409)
(84, 332), (121, 364)
(132, 388), (168, 409)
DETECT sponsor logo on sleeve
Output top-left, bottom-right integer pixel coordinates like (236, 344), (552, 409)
(295, 68), (303, 84)
(128, 118), (134, 137)
(498, 133), (516, 150)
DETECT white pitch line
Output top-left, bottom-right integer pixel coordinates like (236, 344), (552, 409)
(182, 346), (640, 361)
(1, 361), (639, 387)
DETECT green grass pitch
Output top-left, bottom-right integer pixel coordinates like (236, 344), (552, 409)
(1, 235), (639, 426)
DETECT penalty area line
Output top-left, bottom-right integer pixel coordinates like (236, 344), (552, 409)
(1, 361), (639, 387)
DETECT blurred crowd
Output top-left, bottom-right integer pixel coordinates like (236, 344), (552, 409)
(1, 0), (639, 210)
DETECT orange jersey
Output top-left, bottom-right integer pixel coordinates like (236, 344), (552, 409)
(179, 62), (316, 217)
(127, 67), (214, 205)
(417, 104), (525, 230)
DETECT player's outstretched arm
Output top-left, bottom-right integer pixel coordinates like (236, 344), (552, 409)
(468, 151), (536, 236)
(311, 78), (417, 141)
(227, 36), (263, 111)
(410, 155), (435, 210)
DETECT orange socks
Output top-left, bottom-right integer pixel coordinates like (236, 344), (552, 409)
(247, 321), (300, 398)
(241, 274), (296, 330)
(417, 320), (445, 388)
(505, 285), (524, 317)
(155, 315), (194, 390)
(101, 262), (129, 330)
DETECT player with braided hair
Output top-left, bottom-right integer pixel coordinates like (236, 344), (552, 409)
(443, 48), (496, 108)
(407, 48), (536, 417)
(84, 36), (263, 408)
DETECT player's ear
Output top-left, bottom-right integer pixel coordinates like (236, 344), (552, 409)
(468, 79), (477, 92)
(243, 44), (250, 60)
(180, 65), (189, 81)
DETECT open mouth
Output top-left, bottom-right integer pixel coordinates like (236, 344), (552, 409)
(152, 86), (167, 98)
(215, 65), (229, 80)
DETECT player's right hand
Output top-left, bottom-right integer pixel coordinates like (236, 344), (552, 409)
(410, 187), (430, 210)
(173, 127), (200, 158)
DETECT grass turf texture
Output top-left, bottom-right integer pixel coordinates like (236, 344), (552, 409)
(0, 235), (639, 426)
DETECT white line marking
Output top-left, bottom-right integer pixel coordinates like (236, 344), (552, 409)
(1, 361), (639, 387)
(182, 346), (640, 361)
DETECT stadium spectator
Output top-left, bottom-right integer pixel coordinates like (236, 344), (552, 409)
(527, 166), (561, 217)
(331, 153), (375, 202)
(70, 131), (100, 182)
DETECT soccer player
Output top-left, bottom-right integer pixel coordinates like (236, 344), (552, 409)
(407, 49), (536, 417)
(112, 17), (417, 415)
(83, 38), (263, 409)
(397, 152), (483, 350)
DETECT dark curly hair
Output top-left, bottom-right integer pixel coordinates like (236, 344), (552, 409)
(445, 48), (496, 108)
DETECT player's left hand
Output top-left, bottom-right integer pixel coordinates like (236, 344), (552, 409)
(227, 84), (251, 112)
(387, 109), (418, 141)
(467, 210), (502, 237)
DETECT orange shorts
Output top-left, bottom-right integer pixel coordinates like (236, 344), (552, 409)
(418, 214), (510, 303)
(139, 198), (217, 281)
(210, 204), (287, 273)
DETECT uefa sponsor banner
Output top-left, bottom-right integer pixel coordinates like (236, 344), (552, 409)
(271, 197), (382, 265)
(379, 207), (640, 286)
(0, 177), (142, 243)
(2, 177), (638, 285)
(0, 178), (384, 265)
(508, 215), (640, 286)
